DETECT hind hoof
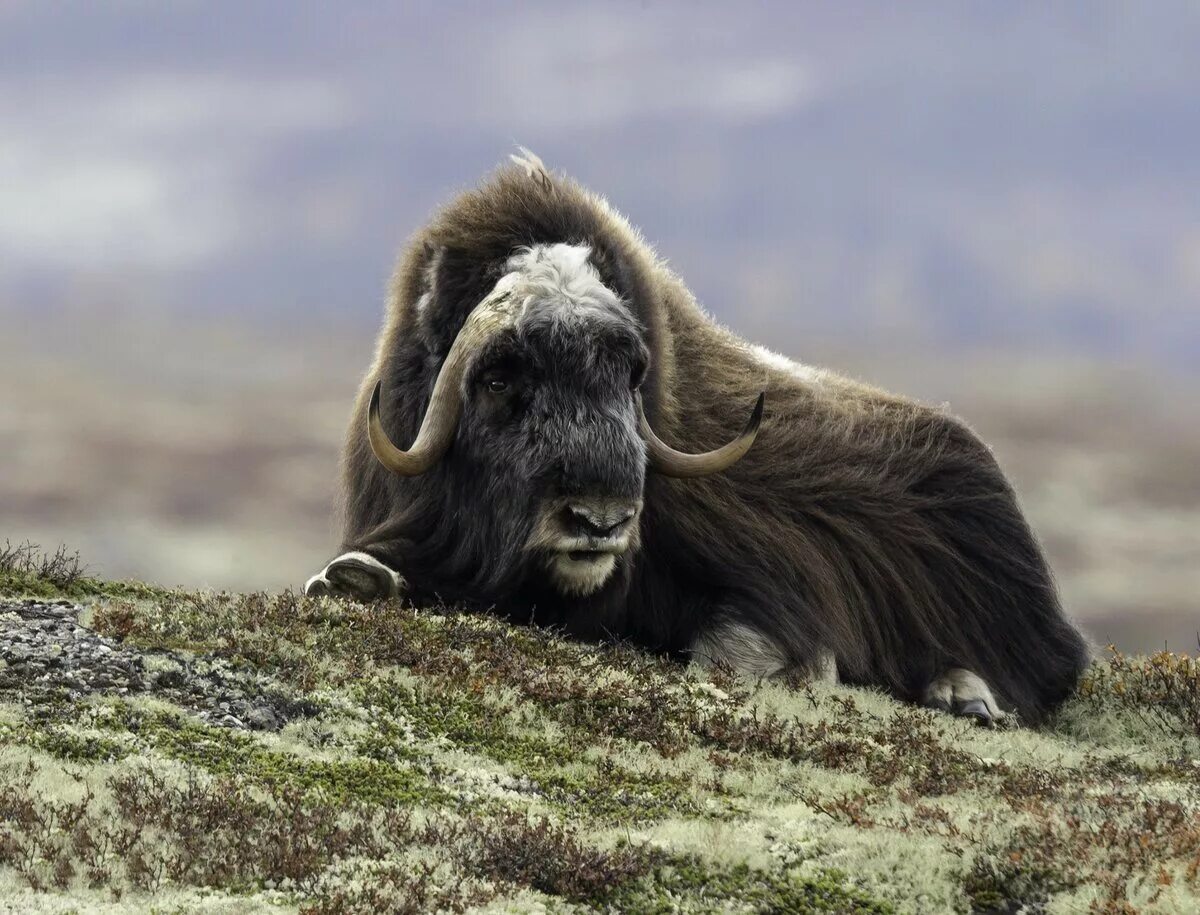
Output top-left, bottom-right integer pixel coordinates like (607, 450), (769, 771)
(955, 698), (994, 727)
(922, 668), (1004, 726)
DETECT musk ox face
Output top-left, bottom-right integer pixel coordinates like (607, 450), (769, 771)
(457, 245), (651, 597)
(366, 243), (764, 602)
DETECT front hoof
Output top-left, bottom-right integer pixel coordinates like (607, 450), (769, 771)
(304, 552), (403, 602)
(304, 575), (332, 598)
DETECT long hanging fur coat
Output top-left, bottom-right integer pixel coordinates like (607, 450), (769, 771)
(335, 157), (1090, 723)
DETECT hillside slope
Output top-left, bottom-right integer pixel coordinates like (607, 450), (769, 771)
(2, 544), (1199, 914)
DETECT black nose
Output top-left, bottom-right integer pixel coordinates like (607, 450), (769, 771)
(566, 502), (637, 539)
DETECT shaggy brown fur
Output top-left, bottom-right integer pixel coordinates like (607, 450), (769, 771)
(325, 155), (1090, 724)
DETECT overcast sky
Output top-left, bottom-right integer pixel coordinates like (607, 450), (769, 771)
(3, 2), (1199, 369)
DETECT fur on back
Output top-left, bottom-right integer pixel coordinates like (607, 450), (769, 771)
(338, 152), (1090, 724)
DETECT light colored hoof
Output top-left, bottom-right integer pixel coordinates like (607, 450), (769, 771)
(304, 552), (404, 602)
(923, 668), (1004, 726)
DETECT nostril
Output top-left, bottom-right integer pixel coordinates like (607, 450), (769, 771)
(602, 511), (635, 537)
(567, 504), (635, 539)
(568, 506), (607, 537)
(599, 517), (627, 537)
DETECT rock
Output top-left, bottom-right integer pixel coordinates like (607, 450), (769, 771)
(0, 599), (313, 733)
(152, 667), (186, 689)
(246, 707), (279, 731)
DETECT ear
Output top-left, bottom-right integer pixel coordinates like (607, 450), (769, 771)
(415, 244), (505, 358)
(582, 240), (645, 318)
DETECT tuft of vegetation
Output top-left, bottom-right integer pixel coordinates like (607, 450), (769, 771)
(1078, 646), (1200, 742)
(468, 812), (660, 902)
(0, 541), (85, 594)
(2, 545), (1200, 913)
(608, 857), (896, 914)
(0, 540), (171, 601)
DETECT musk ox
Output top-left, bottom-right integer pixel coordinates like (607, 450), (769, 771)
(306, 150), (1090, 725)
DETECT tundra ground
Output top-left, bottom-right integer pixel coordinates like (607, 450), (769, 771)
(2, 544), (1199, 914)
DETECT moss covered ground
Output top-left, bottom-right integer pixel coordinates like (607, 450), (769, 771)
(2, 544), (1199, 913)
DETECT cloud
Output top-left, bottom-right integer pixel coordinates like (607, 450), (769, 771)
(0, 73), (351, 270)
(478, 55), (814, 131)
(442, 6), (816, 132)
(0, 147), (220, 268)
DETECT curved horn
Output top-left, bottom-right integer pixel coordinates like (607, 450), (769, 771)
(368, 368), (462, 477)
(368, 288), (522, 476)
(639, 392), (765, 478)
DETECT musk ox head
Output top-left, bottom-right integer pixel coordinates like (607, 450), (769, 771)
(370, 243), (762, 599)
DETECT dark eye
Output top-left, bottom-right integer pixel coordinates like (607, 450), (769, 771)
(487, 379), (509, 394)
(630, 359), (648, 391)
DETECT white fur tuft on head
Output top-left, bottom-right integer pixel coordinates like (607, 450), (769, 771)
(509, 146), (551, 189)
(505, 243), (619, 316)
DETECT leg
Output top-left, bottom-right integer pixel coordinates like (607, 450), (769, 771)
(688, 619), (837, 683)
(689, 619), (788, 677)
(304, 551), (404, 602)
(923, 668), (1004, 726)
(810, 649), (839, 685)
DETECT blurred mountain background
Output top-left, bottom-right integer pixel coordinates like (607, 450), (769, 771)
(2, 2), (1197, 652)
